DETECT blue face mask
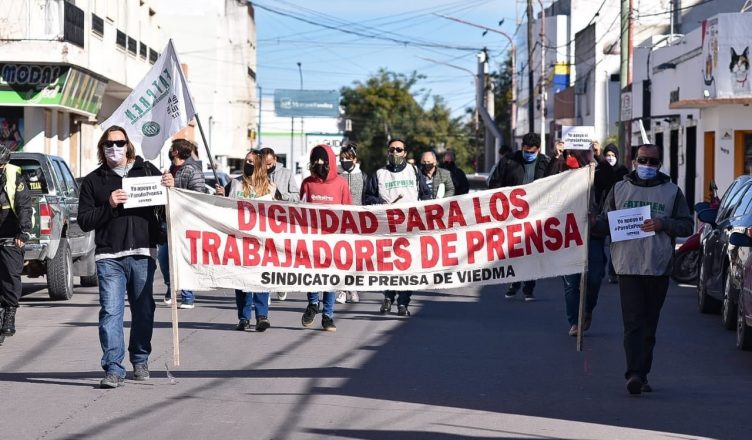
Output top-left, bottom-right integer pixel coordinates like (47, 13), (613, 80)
(522, 151), (538, 163)
(636, 165), (658, 180)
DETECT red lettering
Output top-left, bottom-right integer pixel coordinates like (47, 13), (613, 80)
(222, 235), (241, 265)
(507, 224), (524, 258)
(333, 241), (353, 270)
(466, 230), (484, 264)
(185, 230), (200, 264)
(473, 197), (491, 223)
(292, 240), (312, 268)
(406, 207), (426, 232)
(420, 236), (439, 269)
(237, 201), (256, 231)
(489, 192), (510, 221)
(375, 239), (394, 271)
(312, 240), (332, 268)
(564, 213), (584, 247)
(524, 220), (544, 254)
(447, 201), (467, 228)
(510, 188), (530, 219)
(268, 205), (286, 234)
(340, 210), (358, 234)
(424, 204), (446, 230)
(263, 238), (281, 266)
(281, 238), (293, 268)
(386, 209), (405, 233)
(441, 233), (458, 266)
(393, 237), (411, 271)
(320, 209), (339, 234)
(544, 217), (563, 250)
(288, 207), (308, 234)
(354, 241), (375, 271)
(202, 232), (221, 265)
(359, 212), (378, 234)
(242, 236), (260, 266)
(486, 227), (506, 261)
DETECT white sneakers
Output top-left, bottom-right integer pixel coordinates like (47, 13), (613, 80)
(335, 291), (347, 304)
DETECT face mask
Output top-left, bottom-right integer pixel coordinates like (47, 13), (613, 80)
(267, 165), (276, 175)
(243, 163), (254, 177)
(105, 146), (126, 164)
(312, 163), (329, 179)
(636, 165), (658, 180)
(421, 163), (435, 174)
(388, 154), (406, 167)
(522, 151), (538, 162)
(606, 156), (617, 166)
(340, 160), (354, 172)
(566, 155), (580, 169)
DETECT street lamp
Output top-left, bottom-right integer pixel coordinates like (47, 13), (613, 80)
(434, 13), (516, 149)
(297, 62), (304, 174)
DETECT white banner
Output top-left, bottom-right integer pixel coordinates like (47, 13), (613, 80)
(168, 167), (592, 292)
(100, 40), (196, 159)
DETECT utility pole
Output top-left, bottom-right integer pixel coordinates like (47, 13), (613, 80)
(527, 0), (535, 133)
(619, 0), (633, 159)
(539, 0), (546, 153)
(297, 61), (303, 174)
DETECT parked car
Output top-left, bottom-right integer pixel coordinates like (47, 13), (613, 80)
(727, 231), (752, 350)
(9, 153), (97, 300)
(467, 173), (490, 193)
(696, 175), (752, 330)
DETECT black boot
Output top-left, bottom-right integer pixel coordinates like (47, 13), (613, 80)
(1, 306), (16, 336)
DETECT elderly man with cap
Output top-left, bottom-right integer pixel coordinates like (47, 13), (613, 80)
(0, 144), (33, 345)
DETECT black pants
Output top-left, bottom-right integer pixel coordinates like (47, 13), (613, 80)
(0, 244), (24, 307)
(618, 275), (669, 380)
(510, 280), (536, 294)
(385, 291), (411, 306)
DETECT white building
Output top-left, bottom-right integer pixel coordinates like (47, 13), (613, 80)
(0, 0), (165, 175)
(152, 0), (257, 172)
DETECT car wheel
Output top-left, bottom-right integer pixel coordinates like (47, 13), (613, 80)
(47, 239), (74, 300)
(698, 259), (721, 314)
(736, 298), (752, 351)
(722, 270), (739, 330)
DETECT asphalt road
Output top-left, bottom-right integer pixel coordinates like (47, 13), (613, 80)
(1, 272), (750, 440)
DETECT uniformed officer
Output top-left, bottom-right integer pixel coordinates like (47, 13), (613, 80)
(0, 144), (32, 345)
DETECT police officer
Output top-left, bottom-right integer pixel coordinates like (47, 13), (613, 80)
(0, 144), (32, 345)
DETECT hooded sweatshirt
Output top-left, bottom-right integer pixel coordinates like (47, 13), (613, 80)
(300, 145), (353, 205)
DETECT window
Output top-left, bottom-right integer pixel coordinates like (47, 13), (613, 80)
(139, 42), (147, 59)
(732, 184), (752, 217)
(719, 181), (752, 222)
(149, 48), (158, 64)
(91, 14), (104, 37)
(55, 160), (78, 197)
(127, 37), (137, 55)
(63, 2), (85, 48)
(116, 30), (126, 49)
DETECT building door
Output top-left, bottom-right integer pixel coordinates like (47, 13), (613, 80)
(655, 132), (664, 162)
(704, 131), (715, 201)
(685, 127), (697, 212)
(670, 129), (679, 184)
(735, 130), (752, 177)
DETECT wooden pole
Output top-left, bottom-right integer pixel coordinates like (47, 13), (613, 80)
(577, 163), (595, 352)
(165, 189), (180, 366)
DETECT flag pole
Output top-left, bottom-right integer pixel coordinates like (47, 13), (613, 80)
(165, 189), (180, 366)
(577, 163), (595, 352)
(194, 113), (220, 186)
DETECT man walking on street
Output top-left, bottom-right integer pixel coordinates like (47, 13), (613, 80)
(594, 144), (693, 395)
(365, 138), (432, 316)
(261, 147), (300, 202)
(420, 151), (454, 199)
(488, 132), (550, 301)
(0, 144), (32, 345)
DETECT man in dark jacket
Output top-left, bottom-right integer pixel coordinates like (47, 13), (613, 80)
(488, 132), (551, 301)
(78, 126), (174, 389)
(441, 150), (469, 195)
(0, 144), (32, 345)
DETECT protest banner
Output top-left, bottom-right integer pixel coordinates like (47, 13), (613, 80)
(166, 167), (592, 293)
(607, 205), (655, 242)
(122, 176), (167, 209)
(100, 39), (195, 160)
(562, 126), (596, 150)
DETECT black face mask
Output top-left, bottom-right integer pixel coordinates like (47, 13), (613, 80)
(421, 163), (435, 174)
(267, 165), (276, 175)
(442, 161), (454, 169)
(243, 163), (254, 177)
(340, 160), (354, 172)
(312, 163), (329, 179)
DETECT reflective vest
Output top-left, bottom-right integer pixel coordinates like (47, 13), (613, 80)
(2, 164), (21, 214)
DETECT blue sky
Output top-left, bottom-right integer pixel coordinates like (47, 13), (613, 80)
(255, 0), (523, 120)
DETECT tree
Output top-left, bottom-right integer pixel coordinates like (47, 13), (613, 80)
(341, 69), (473, 174)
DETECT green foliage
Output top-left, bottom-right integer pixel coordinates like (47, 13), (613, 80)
(341, 69), (474, 174)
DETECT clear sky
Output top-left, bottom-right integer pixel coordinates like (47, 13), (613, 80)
(255, 0), (524, 121)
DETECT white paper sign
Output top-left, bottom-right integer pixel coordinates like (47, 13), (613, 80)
(122, 176), (167, 209)
(562, 126), (596, 150)
(608, 205), (655, 242)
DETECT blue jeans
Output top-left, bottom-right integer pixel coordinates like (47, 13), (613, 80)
(157, 242), (194, 303)
(96, 256), (156, 377)
(308, 292), (335, 317)
(235, 290), (270, 321)
(385, 291), (411, 307)
(563, 237), (606, 325)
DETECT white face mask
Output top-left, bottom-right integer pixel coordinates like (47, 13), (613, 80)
(606, 156), (617, 166)
(105, 146), (126, 164)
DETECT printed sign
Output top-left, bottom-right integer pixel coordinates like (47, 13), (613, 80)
(607, 205), (655, 242)
(562, 126), (596, 150)
(167, 168), (592, 293)
(274, 89), (340, 118)
(122, 176), (167, 209)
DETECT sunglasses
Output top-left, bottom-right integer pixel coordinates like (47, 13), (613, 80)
(636, 156), (660, 166)
(388, 147), (405, 153)
(103, 140), (127, 148)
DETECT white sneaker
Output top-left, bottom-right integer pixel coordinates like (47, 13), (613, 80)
(163, 296), (172, 306)
(335, 291), (347, 304)
(348, 291), (360, 303)
(179, 302), (195, 309)
(276, 292), (287, 301)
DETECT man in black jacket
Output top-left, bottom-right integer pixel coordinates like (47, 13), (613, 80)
(441, 150), (469, 195)
(78, 126), (174, 389)
(488, 132), (550, 301)
(0, 144), (32, 345)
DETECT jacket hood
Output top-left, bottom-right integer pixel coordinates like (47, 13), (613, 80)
(604, 143), (619, 159)
(310, 144), (338, 182)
